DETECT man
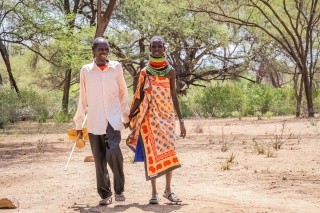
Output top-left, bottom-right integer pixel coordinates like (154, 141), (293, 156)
(73, 37), (130, 205)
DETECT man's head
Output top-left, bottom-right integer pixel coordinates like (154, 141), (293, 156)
(149, 36), (165, 57)
(92, 37), (109, 65)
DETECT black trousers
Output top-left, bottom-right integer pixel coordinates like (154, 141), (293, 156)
(89, 124), (124, 199)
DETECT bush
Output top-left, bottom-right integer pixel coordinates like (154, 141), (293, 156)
(0, 88), (51, 128)
(241, 83), (295, 116)
(193, 82), (243, 118)
(54, 111), (73, 123)
(178, 80), (297, 118)
(264, 111), (274, 118)
(178, 95), (193, 117)
(231, 111), (241, 118)
(311, 88), (320, 114)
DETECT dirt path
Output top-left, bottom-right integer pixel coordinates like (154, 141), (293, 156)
(1, 116), (320, 212)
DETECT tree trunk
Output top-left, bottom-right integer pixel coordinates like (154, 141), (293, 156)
(269, 72), (280, 88)
(62, 69), (72, 113)
(95, 0), (117, 38)
(301, 66), (314, 117)
(60, 0), (81, 113)
(294, 76), (303, 118)
(0, 40), (19, 93)
(175, 77), (187, 96)
(132, 75), (139, 94)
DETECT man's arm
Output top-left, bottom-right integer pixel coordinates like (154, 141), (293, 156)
(73, 68), (88, 131)
(116, 63), (130, 124)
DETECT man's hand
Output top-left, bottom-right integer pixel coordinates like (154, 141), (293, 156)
(76, 130), (83, 139)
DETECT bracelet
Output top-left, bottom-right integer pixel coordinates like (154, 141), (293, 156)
(179, 119), (184, 123)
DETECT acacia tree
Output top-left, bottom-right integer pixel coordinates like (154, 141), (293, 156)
(0, 0), (74, 102)
(51, 0), (117, 113)
(0, 0), (59, 93)
(95, 0), (117, 37)
(241, 29), (295, 88)
(182, 0), (320, 117)
(0, 0), (22, 93)
(111, 0), (255, 94)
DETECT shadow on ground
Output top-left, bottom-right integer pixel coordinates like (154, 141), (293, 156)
(70, 202), (186, 213)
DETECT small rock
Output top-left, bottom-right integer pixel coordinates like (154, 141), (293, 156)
(0, 197), (19, 209)
(84, 156), (94, 162)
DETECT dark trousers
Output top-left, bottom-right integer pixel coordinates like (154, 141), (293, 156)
(89, 124), (124, 199)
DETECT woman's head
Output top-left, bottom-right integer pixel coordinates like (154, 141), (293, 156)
(149, 36), (165, 57)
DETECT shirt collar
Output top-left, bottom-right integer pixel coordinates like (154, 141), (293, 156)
(90, 60), (116, 71)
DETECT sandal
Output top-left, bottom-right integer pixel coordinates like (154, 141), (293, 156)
(163, 190), (182, 203)
(115, 193), (125, 201)
(99, 196), (112, 205)
(149, 194), (159, 205)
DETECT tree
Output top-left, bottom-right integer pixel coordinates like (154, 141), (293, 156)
(95, 0), (117, 38)
(0, 0), (64, 93)
(183, 0), (320, 117)
(0, 39), (19, 93)
(53, 0), (117, 113)
(110, 0), (254, 95)
(0, 0), (118, 113)
(1, 0), (26, 93)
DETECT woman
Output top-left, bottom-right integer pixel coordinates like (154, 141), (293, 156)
(126, 36), (186, 204)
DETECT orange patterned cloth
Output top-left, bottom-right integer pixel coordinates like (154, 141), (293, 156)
(126, 68), (181, 180)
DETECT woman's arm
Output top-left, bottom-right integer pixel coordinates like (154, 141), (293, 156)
(169, 68), (186, 138)
(129, 96), (143, 120)
(123, 80), (145, 129)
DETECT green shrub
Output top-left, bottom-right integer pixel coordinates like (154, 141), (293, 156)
(264, 111), (273, 118)
(0, 88), (54, 128)
(311, 88), (320, 114)
(54, 111), (73, 123)
(254, 111), (263, 117)
(178, 80), (298, 118)
(0, 88), (19, 127)
(231, 110), (241, 118)
(194, 82), (243, 117)
(178, 96), (192, 117)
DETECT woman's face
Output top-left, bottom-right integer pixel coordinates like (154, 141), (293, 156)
(149, 39), (165, 57)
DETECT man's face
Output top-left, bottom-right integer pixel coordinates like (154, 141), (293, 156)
(93, 42), (109, 63)
(149, 39), (165, 57)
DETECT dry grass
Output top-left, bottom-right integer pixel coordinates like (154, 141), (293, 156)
(227, 152), (236, 163)
(253, 138), (266, 154)
(192, 111), (205, 133)
(219, 127), (234, 152)
(268, 123), (296, 150)
(36, 137), (47, 153)
(221, 161), (231, 170)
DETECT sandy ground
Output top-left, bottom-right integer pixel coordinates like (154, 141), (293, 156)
(1, 116), (320, 213)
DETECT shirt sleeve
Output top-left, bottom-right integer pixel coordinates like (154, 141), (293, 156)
(73, 67), (88, 130)
(116, 63), (130, 124)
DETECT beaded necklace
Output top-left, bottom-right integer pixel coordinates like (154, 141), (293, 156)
(146, 54), (172, 76)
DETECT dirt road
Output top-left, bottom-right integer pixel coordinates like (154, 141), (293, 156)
(1, 116), (320, 212)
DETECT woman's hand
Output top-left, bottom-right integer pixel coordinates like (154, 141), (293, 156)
(179, 121), (186, 138)
(123, 122), (130, 129)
